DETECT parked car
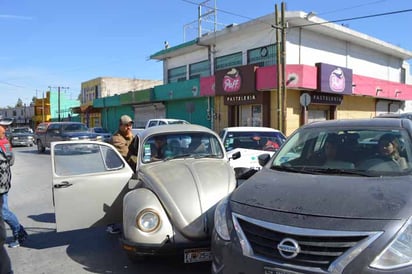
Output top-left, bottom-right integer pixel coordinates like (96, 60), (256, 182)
(36, 122), (102, 153)
(50, 124), (236, 263)
(131, 127), (145, 136)
(375, 112), (412, 120)
(219, 126), (286, 173)
(145, 118), (189, 129)
(88, 127), (112, 142)
(9, 127), (35, 147)
(212, 118), (412, 274)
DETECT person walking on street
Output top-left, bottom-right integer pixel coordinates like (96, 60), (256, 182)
(0, 119), (14, 274)
(0, 121), (28, 249)
(106, 114), (137, 235)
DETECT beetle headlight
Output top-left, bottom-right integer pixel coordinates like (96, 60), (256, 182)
(371, 216), (412, 269)
(136, 209), (160, 233)
(214, 196), (230, 241)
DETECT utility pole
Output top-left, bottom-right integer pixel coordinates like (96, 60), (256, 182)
(274, 2), (287, 133)
(48, 86), (69, 122)
(281, 2), (287, 134)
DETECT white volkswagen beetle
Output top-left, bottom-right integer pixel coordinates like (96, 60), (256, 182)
(51, 124), (236, 263)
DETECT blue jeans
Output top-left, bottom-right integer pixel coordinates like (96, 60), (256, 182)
(2, 193), (20, 236)
(0, 195), (13, 273)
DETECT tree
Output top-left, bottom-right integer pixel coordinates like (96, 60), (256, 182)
(16, 98), (23, 107)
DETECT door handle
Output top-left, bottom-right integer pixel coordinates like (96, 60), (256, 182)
(54, 181), (73, 188)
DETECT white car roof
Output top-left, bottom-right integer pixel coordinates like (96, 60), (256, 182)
(138, 124), (218, 139)
(223, 126), (282, 133)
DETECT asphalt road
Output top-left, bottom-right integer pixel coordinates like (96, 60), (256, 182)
(5, 146), (211, 274)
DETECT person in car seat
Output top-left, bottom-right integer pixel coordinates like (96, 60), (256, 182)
(377, 133), (408, 169)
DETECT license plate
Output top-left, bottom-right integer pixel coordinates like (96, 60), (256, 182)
(264, 266), (302, 274)
(183, 248), (212, 263)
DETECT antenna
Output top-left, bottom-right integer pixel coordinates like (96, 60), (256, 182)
(183, 0), (225, 42)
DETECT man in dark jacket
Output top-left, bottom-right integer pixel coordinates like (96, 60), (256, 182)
(106, 115), (137, 235)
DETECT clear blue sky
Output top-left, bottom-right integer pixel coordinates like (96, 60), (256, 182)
(1, 0), (411, 107)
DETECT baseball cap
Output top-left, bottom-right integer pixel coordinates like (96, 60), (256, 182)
(120, 115), (133, 125)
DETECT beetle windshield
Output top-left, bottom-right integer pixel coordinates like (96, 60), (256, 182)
(272, 127), (412, 177)
(141, 132), (224, 163)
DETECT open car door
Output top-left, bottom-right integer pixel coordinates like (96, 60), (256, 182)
(51, 141), (133, 232)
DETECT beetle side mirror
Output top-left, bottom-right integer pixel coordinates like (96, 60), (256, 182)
(230, 151), (241, 160)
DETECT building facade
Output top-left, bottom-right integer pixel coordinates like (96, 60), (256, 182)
(150, 10), (412, 136)
(0, 104), (35, 128)
(76, 77), (162, 128)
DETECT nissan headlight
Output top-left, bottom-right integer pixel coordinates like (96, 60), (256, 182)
(371, 216), (412, 269)
(214, 196), (230, 241)
(136, 209), (160, 233)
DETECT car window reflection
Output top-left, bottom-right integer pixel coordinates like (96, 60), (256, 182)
(54, 143), (124, 176)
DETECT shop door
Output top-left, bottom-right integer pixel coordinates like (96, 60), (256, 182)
(239, 105), (262, 126)
(308, 110), (327, 123)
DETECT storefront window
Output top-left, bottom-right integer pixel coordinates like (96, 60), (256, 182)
(189, 60), (211, 79)
(214, 52), (242, 72)
(240, 104), (262, 126)
(247, 44), (276, 67)
(168, 66), (187, 83)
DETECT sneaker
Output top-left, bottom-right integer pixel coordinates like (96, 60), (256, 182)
(8, 238), (20, 248)
(18, 225), (28, 243)
(106, 224), (121, 235)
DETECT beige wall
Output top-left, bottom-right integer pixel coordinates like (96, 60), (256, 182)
(213, 90), (378, 137)
(338, 96), (376, 119)
(213, 96), (229, 134)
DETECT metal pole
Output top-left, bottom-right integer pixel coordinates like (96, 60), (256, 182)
(281, 2), (287, 134)
(275, 4), (283, 131)
(42, 92), (45, 122)
(58, 86), (61, 122)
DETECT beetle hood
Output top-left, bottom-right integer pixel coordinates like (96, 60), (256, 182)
(231, 168), (412, 220)
(140, 158), (236, 239)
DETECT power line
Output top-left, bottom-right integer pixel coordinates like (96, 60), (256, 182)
(292, 8), (412, 29)
(0, 80), (26, 88)
(313, 0), (389, 16)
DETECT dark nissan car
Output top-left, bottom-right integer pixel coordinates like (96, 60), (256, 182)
(212, 118), (412, 274)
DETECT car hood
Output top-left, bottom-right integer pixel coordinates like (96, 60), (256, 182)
(140, 158), (236, 239)
(228, 148), (275, 169)
(231, 168), (412, 220)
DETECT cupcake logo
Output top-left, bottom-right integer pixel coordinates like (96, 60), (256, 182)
(222, 68), (241, 92)
(329, 68), (345, 92)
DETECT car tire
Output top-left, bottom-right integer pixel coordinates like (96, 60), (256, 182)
(37, 140), (45, 153)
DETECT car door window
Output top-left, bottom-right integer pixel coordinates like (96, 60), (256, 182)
(54, 143), (123, 176)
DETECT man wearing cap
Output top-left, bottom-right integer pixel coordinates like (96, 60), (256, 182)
(110, 115), (137, 168)
(0, 119), (13, 273)
(107, 115), (137, 234)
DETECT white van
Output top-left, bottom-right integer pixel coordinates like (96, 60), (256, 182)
(145, 118), (189, 129)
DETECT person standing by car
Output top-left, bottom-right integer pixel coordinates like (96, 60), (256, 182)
(107, 115), (137, 235)
(0, 119), (14, 274)
(110, 115), (137, 170)
(0, 121), (28, 249)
